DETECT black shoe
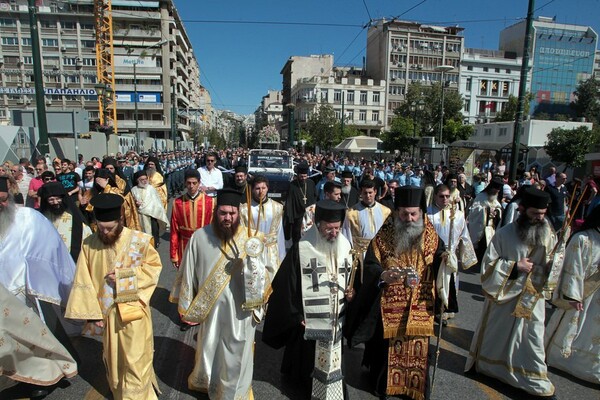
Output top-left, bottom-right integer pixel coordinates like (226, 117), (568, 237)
(180, 323), (191, 331)
(30, 388), (49, 398)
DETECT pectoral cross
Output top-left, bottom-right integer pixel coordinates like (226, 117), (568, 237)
(302, 258), (327, 292)
(303, 195), (307, 204)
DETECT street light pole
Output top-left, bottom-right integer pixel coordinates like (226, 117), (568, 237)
(435, 65), (454, 163)
(409, 100), (425, 163)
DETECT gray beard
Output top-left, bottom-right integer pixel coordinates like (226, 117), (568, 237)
(516, 215), (552, 247)
(146, 167), (156, 177)
(137, 182), (148, 189)
(315, 228), (340, 259)
(341, 185), (351, 195)
(394, 216), (424, 255)
(0, 197), (17, 239)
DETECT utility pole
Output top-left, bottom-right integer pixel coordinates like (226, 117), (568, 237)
(509, 0), (535, 181)
(134, 62), (139, 152)
(340, 91), (345, 138)
(171, 82), (177, 150)
(27, 0), (49, 157)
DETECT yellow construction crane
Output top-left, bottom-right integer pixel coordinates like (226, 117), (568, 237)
(94, 0), (117, 133)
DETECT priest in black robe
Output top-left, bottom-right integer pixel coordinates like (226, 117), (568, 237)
(284, 161), (317, 243)
(263, 200), (353, 399)
(340, 170), (360, 209)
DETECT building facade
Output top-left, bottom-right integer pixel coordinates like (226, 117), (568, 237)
(365, 19), (464, 129)
(459, 48), (523, 124)
(500, 16), (597, 116)
(0, 0), (203, 150)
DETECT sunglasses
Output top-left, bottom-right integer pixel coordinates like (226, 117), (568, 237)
(43, 178), (53, 181)
(206, 159), (216, 163)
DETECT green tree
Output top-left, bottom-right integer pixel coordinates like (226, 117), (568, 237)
(571, 77), (600, 126)
(442, 119), (474, 143)
(495, 94), (532, 122)
(306, 104), (338, 150)
(380, 115), (416, 154)
(544, 126), (599, 169)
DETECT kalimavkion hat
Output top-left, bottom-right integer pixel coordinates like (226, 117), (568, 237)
(234, 165), (248, 174)
(315, 199), (346, 223)
(133, 170), (147, 183)
(486, 177), (504, 191)
(295, 162), (310, 174)
(394, 186), (427, 213)
(216, 188), (242, 207)
(0, 176), (8, 193)
(341, 170), (353, 179)
(520, 187), (550, 209)
(90, 193), (124, 222)
(38, 181), (66, 200)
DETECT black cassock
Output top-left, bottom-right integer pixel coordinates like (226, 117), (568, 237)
(262, 244), (315, 393)
(283, 179), (316, 242)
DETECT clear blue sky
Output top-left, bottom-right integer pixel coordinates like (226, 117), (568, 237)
(174, 0), (600, 115)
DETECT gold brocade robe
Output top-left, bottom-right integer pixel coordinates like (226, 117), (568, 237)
(149, 172), (168, 209)
(65, 228), (162, 400)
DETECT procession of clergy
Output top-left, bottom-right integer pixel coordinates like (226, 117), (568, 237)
(0, 154), (598, 400)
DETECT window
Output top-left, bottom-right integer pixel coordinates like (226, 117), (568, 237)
(82, 58), (96, 66)
(346, 109), (354, 121)
(80, 23), (94, 31)
(483, 67), (488, 72)
(467, 65), (473, 71)
(346, 90), (354, 102)
(61, 21), (76, 30)
(0, 18), (16, 27)
(464, 100), (470, 112)
(484, 128), (492, 136)
(63, 57), (77, 66)
(466, 78), (472, 91)
(83, 75), (97, 84)
(373, 91), (380, 104)
(80, 40), (95, 48)
(21, 37), (32, 46)
(502, 82), (509, 97)
(495, 68), (500, 73)
(23, 56), (34, 65)
(40, 20), (55, 29)
(44, 75), (60, 83)
(1, 37), (18, 45)
(498, 127), (508, 136)
(359, 91), (367, 104)
(333, 89), (341, 102)
(335, 110), (341, 119)
(372, 110), (380, 122)
(43, 56), (60, 68)
(479, 80), (487, 96)
(359, 110), (367, 121)
(42, 38), (59, 47)
(506, 69), (511, 74)
(62, 39), (77, 48)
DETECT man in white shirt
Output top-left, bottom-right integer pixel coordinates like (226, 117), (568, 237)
(197, 151), (223, 197)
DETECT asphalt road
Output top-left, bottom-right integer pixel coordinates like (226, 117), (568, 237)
(4, 219), (599, 400)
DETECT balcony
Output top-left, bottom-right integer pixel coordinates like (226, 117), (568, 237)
(116, 84), (163, 92)
(117, 120), (169, 130)
(113, 28), (162, 39)
(116, 102), (165, 110)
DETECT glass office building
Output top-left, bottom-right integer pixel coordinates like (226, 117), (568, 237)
(500, 17), (597, 116)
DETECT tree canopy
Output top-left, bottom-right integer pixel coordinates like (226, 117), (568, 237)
(544, 126), (599, 169)
(304, 104), (354, 150)
(571, 77), (600, 126)
(495, 94), (532, 122)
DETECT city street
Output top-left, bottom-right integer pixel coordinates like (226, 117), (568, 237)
(5, 218), (599, 400)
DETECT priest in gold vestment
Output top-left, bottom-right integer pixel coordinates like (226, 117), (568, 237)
(466, 187), (557, 398)
(345, 187), (444, 400)
(65, 193), (162, 400)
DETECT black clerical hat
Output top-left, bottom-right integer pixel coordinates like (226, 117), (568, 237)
(91, 193), (124, 222)
(295, 162), (309, 174)
(95, 168), (113, 179)
(0, 176), (8, 193)
(184, 169), (200, 181)
(133, 170), (147, 183)
(486, 177), (504, 191)
(520, 187), (550, 209)
(38, 181), (66, 200)
(341, 170), (353, 179)
(234, 165), (247, 174)
(324, 166), (336, 174)
(216, 188), (242, 207)
(394, 186), (427, 213)
(315, 199), (346, 223)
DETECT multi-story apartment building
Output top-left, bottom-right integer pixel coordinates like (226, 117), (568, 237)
(254, 89), (283, 131)
(593, 50), (600, 79)
(365, 19), (464, 129)
(460, 48), (523, 124)
(292, 66), (386, 136)
(280, 55), (385, 139)
(0, 0), (202, 146)
(500, 16), (597, 116)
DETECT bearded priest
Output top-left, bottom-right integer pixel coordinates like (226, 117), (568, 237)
(465, 187), (557, 399)
(344, 187), (444, 400)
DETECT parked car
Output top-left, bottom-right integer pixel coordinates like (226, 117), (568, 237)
(247, 149), (294, 202)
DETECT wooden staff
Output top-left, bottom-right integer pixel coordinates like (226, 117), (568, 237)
(561, 183), (579, 232)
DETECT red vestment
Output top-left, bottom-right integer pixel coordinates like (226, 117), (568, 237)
(170, 193), (214, 265)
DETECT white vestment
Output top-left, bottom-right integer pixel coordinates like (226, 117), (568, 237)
(131, 185), (169, 235)
(427, 205), (477, 307)
(545, 228), (600, 384)
(171, 225), (257, 400)
(48, 211), (93, 255)
(468, 193), (502, 248)
(240, 197), (286, 270)
(0, 207), (75, 315)
(465, 222), (557, 396)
